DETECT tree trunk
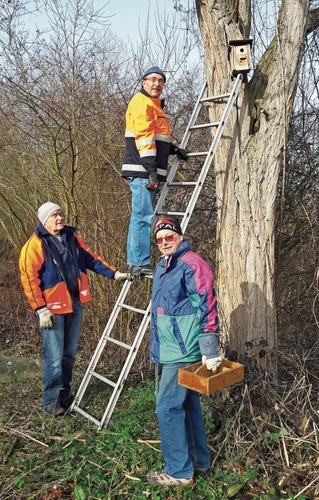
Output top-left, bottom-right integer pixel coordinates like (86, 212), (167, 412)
(195, 0), (310, 372)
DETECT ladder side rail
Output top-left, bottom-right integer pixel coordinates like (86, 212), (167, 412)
(153, 156), (179, 218)
(71, 280), (133, 410)
(154, 82), (207, 218)
(179, 81), (207, 149)
(180, 74), (243, 233)
(99, 302), (152, 428)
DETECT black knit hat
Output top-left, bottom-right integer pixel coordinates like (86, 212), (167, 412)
(141, 66), (166, 83)
(154, 216), (183, 236)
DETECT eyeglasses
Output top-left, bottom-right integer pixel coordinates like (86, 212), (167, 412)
(156, 234), (176, 244)
(144, 77), (165, 86)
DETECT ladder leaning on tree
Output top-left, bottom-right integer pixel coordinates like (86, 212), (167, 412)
(70, 73), (244, 430)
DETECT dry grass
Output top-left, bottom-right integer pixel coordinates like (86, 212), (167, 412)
(207, 344), (319, 498)
(1, 344), (319, 499)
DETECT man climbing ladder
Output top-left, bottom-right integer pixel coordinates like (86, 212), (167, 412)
(121, 65), (188, 278)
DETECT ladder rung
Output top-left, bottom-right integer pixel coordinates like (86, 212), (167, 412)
(200, 92), (231, 103)
(186, 151), (209, 157)
(190, 122), (219, 130)
(106, 336), (132, 349)
(168, 181), (197, 187)
(156, 211), (186, 217)
(72, 405), (102, 427)
(118, 302), (148, 315)
(90, 370), (117, 387)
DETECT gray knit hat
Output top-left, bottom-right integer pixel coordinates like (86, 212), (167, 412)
(141, 66), (166, 82)
(37, 202), (62, 225)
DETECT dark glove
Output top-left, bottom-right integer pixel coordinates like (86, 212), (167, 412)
(173, 146), (189, 161)
(176, 147), (189, 161)
(146, 172), (159, 191)
(140, 157), (157, 174)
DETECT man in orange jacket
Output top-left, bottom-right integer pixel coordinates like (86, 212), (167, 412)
(19, 201), (128, 416)
(122, 66), (188, 277)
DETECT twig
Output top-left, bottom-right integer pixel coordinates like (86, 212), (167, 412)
(137, 439), (161, 452)
(295, 475), (319, 498)
(137, 439), (160, 443)
(3, 427), (49, 448)
(123, 473), (141, 481)
(87, 460), (104, 469)
(278, 417), (290, 467)
(62, 432), (86, 449)
(314, 421), (319, 452)
(280, 427), (290, 468)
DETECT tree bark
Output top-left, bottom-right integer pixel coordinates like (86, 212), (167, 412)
(195, 0), (312, 372)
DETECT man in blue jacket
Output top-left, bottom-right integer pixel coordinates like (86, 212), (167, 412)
(20, 202), (128, 416)
(147, 216), (222, 486)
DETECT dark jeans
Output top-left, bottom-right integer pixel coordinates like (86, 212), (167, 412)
(39, 298), (83, 408)
(156, 363), (211, 478)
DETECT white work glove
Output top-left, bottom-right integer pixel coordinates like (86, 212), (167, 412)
(202, 355), (222, 373)
(37, 307), (54, 329)
(114, 271), (129, 282)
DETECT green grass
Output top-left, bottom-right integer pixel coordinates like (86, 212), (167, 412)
(0, 375), (314, 499)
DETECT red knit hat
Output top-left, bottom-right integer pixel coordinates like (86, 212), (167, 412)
(154, 217), (183, 236)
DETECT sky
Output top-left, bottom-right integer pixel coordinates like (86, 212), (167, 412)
(25, 0), (201, 69)
(105, 0), (177, 42)
(27, 0), (180, 44)
(96, 0), (201, 67)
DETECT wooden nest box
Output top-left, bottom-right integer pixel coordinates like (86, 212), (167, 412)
(229, 39), (253, 76)
(178, 359), (244, 395)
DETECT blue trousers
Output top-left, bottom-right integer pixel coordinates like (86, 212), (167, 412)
(156, 363), (211, 478)
(39, 298), (83, 408)
(127, 177), (155, 266)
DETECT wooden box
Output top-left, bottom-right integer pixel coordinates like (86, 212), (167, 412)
(178, 359), (244, 395)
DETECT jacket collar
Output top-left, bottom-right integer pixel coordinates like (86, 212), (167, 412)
(159, 239), (190, 271)
(140, 88), (165, 109)
(35, 223), (76, 238)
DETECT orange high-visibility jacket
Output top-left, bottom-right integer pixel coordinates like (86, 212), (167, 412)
(122, 90), (173, 181)
(19, 225), (116, 314)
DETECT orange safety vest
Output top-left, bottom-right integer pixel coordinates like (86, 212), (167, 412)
(122, 90), (172, 181)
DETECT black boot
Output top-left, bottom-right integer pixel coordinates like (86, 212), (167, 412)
(128, 264), (154, 277)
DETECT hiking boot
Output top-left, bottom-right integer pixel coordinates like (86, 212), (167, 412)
(128, 264), (154, 278)
(59, 394), (74, 410)
(146, 470), (194, 486)
(43, 403), (65, 417)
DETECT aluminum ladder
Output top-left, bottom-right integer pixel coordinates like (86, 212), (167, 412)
(70, 74), (243, 429)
